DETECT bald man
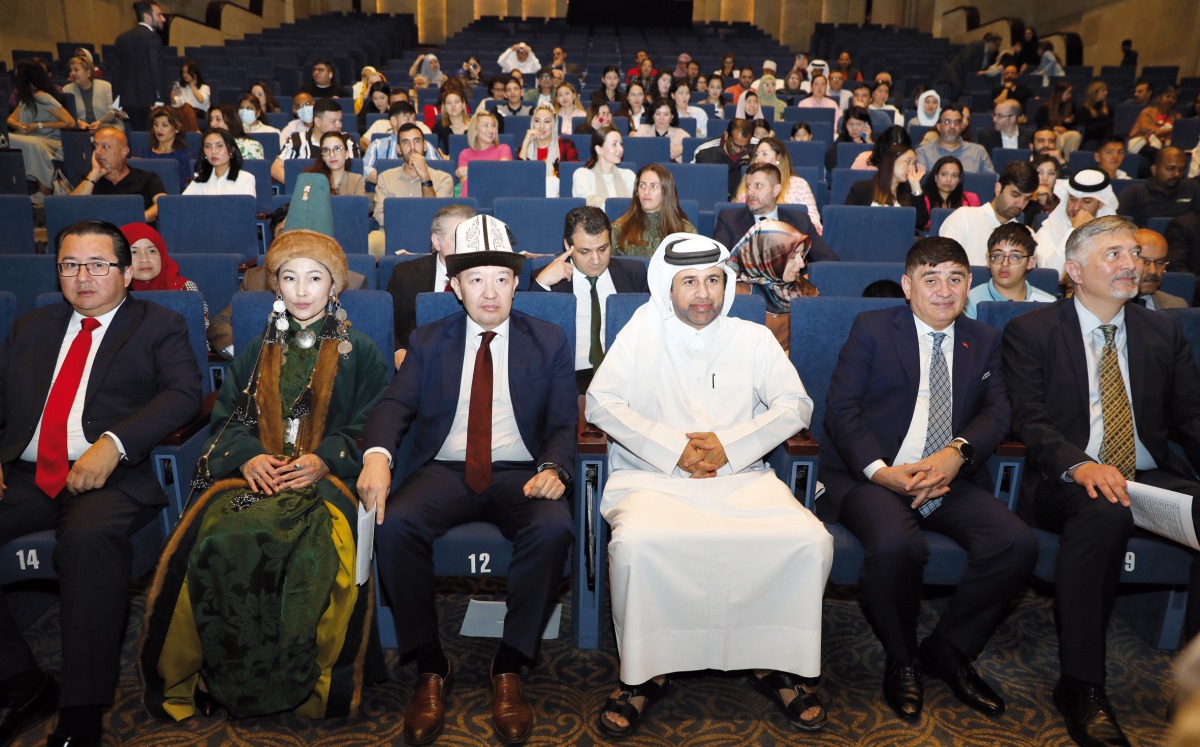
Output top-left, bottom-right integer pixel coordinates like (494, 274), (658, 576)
(1135, 228), (1188, 309)
(69, 126), (166, 223)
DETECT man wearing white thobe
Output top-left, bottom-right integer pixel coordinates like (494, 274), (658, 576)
(585, 233), (834, 737)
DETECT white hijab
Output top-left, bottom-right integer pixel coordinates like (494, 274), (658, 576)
(916, 91), (942, 127)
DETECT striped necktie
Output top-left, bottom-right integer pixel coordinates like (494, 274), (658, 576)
(919, 331), (951, 517)
(1098, 324), (1135, 480)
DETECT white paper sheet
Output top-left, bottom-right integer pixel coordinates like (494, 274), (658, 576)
(1127, 480), (1199, 550)
(356, 503), (376, 585)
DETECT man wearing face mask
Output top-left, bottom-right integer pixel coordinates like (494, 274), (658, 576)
(271, 98), (360, 184)
(279, 92), (315, 147)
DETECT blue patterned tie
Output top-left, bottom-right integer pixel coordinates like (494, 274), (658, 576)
(919, 331), (951, 517)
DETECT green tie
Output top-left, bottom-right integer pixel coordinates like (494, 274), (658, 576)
(587, 276), (604, 370)
(1098, 324), (1135, 480)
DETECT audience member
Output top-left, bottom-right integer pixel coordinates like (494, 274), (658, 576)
(852, 125), (913, 170)
(711, 52), (735, 81)
(363, 102), (439, 182)
(868, 81), (904, 127)
(618, 82), (650, 129)
(356, 82), (392, 135)
(1034, 82), (1082, 158)
(649, 71), (674, 107)
(120, 221), (209, 326)
(529, 206), (649, 391)
(923, 154), (981, 216)
(1093, 136), (1130, 180)
(524, 68), (557, 107)
(184, 128), (256, 196)
(1134, 227), (1187, 309)
(113, 0), (168, 130)
(1003, 215), (1200, 747)
(820, 235), (1036, 722)
(300, 59), (349, 98)
(976, 100), (1031, 152)
(1029, 42), (1065, 80)
(272, 97), (360, 183)
(827, 71), (852, 111)
(1117, 147), (1200, 226)
(457, 110), (511, 197)
(991, 65), (1032, 108)
(825, 105), (873, 173)
(0, 220), (201, 747)
(1078, 81), (1115, 148)
(517, 103), (579, 197)
(572, 127), (635, 208)
(554, 83), (585, 135)
(587, 233), (833, 737)
(964, 223), (1055, 318)
(790, 122), (813, 142)
(779, 71), (806, 106)
(846, 144), (929, 231)
(7, 60), (76, 203)
(734, 90), (764, 122)
(304, 131), (367, 206)
(737, 136), (823, 234)
(590, 66), (626, 109)
(370, 123), (455, 256)
(670, 80), (709, 137)
(498, 77), (532, 118)
(408, 55), (446, 88)
(250, 81), (282, 114)
(359, 214), (576, 747)
(238, 92), (279, 137)
(795, 74), (842, 130)
(633, 101), (686, 163)
(498, 42), (542, 74)
(279, 92), (315, 146)
(430, 88), (471, 157)
(729, 220), (821, 343)
(725, 67), (755, 104)
(71, 126), (167, 223)
(693, 118), (756, 200)
(939, 159), (1037, 265)
(1124, 81), (1153, 109)
(63, 55), (116, 132)
(174, 60), (210, 118)
(611, 164), (696, 257)
(209, 104), (265, 161)
(1024, 153), (1062, 225)
(917, 104), (994, 174)
(141, 105), (191, 192)
(1130, 85), (1180, 155)
(943, 32), (1000, 97)
(715, 163), (835, 261)
(1120, 39), (1138, 68)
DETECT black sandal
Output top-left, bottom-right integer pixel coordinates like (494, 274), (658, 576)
(750, 671), (828, 731)
(597, 678), (672, 738)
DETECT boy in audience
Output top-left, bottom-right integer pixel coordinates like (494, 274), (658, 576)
(964, 223), (1056, 318)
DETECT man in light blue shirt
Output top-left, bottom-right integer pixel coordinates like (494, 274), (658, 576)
(964, 223), (1056, 318)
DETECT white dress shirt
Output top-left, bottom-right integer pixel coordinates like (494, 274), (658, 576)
(864, 315), (955, 479)
(183, 168), (256, 196)
(21, 300), (128, 463)
(537, 266), (618, 371)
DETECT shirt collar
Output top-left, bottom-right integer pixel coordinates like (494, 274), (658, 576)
(465, 314), (511, 344)
(571, 266), (610, 283)
(986, 278), (1035, 302)
(70, 296), (127, 330)
(1074, 295), (1126, 338)
(913, 312), (956, 343)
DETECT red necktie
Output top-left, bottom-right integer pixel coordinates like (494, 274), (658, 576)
(36, 317), (102, 498)
(465, 331), (496, 493)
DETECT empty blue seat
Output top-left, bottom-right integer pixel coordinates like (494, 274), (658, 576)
(822, 205), (916, 262)
(171, 253), (243, 318)
(929, 206), (954, 235)
(44, 195), (145, 246)
(784, 140), (826, 174)
(828, 168), (872, 206)
(0, 292), (15, 341)
(0, 196), (36, 253)
(990, 148), (1029, 175)
(962, 171), (996, 200)
(663, 163), (727, 214)
(836, 142), (872, 169)
(493, 197), (585, 254)
(621, 137), (671, 166)
(807, 262), (904, 297)
(468, 160), (546, 208)
(382, 197), (478, 254)
(127, 158), (182, 196)
(157, 195), (259, 259)
(0, 256), (58, 317)
(331, 195), (372, 254)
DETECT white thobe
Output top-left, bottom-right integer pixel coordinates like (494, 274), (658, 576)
(585, 309), (833, 684)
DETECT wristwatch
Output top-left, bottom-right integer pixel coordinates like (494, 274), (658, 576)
(537, 462), (570, 486)
(950, 438), (975, 465)
(421, 179), (434, 188)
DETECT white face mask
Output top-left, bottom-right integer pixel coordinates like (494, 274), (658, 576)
(238, 108), (257, 126)
(297, 104), (314, 123)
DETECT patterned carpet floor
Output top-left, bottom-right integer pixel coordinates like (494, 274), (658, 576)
(10, 579), (1179, 746)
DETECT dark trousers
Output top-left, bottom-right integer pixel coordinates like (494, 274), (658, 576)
(375, 461), (574, 663)
(0, 461), (158, 706)
(1035, 468), (1200, 685)
(839, 479), (1038, 664)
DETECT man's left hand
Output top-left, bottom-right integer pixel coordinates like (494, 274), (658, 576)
(524, 470), (566, 500)
(686, 431), (728, 473)
(905, 446), (963, 495)
(65, 436), (122, 494)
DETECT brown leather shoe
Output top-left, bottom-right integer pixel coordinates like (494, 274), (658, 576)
(491, 672), (533, 744)
(403, 665), (452, 745)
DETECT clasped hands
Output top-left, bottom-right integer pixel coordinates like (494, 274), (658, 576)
(678, 431), (728, 479)
(871, 446), (963, 509)
(241, 453), (329, 495)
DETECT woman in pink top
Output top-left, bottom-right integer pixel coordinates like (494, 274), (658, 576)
(457, 110), (511, 197)
(794, 74), (841, 131)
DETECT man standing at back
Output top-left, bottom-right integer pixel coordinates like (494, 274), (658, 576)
(113, 1), (168, 131)
(0, 221), (201, 747)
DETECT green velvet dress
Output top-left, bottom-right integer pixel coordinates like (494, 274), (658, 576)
(611, 210), (697, 257)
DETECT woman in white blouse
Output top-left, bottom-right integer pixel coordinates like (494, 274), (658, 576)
(176, 60), (211, 116)
(669, 80), (708, 139)
(633, 101), (687, 163)
(184, 129), (256, 196)
(572, 127), (635, 208)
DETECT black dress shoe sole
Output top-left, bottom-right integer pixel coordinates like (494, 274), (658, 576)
(0, 679), (59, 747)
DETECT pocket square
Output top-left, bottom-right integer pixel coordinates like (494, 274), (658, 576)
(981, 371), (991, 380)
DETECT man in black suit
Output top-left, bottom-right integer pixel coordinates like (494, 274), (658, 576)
(943, 32), (1000, 98)
(0, 221), (202, 747)
(384, 203), (477, 369)
(991, 65), (1034, 109)
(529, 206), (649, 392)
(1004, 215), (1200, 747)
(713, 163), (838, 262)
(112, 1), (168, 131)
(976, 100), (1033, 154)
(819, 236), (1036, 723)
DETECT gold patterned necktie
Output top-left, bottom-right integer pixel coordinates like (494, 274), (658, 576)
(1098, 324), (1135, 480)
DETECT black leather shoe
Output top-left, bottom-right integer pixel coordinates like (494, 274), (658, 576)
(919, 637), (1004, 715)
(0, 672), (58, 747)
(1053, 678), (1131, 747)
(882, 658), (923, 721)
(45, 733), (100, 747)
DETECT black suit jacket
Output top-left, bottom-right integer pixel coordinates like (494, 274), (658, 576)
(527, 257), (650, 295)
(975, 127), (1033, 154)
(113, 24), (166, 108)
(818, 305), (1010, 522)
(385, 254), (441, 351)
(1003, 299), (1200, 501)
(713, 206), (839, 263)
(0, 296), (203, 505)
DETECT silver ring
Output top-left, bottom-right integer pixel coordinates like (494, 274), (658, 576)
(294, 463), (302, 471)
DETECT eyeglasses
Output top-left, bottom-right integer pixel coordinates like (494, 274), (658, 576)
(58, 261), (119, 276)
(939, 118), (964, 126)
(987, 252), (1029, 265)
(994, 112), (1016, 119)
(1142, 257), (1170, 269)
(320, 146), (346, 155)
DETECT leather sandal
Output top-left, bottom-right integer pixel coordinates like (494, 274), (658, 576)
(597, 678), (671, 738)
(750, 671), (828, 731)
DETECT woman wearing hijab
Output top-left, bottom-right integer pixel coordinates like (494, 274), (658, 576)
(906, 90), (941, 134)
(120, 222), (209, 326)
(408, 54), (446, 87)
(729, 219), (820, 346)
(140, 181), (391, 722)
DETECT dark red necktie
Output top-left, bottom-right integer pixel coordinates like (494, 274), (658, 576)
(37, 317), (102, 497)
(465, 331), (496, 493)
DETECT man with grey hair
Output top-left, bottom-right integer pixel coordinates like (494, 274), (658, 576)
(384, 203), (477, 367)
(1004, 215), (1200, 747)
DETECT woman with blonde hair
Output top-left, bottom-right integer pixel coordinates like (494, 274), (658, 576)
(352, 66), (386, 113)
(457, 110), (512, 196)
(611, 164), (695, 257)
(518, 103), (579, 196)
(63, 54), (116, 132)
(1078, 81), (1114, 149)
(555, 82), (585, 135)
(736, 137), (822, 234)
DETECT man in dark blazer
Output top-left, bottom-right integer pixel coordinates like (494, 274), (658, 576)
(112, 1), (168, 131)
(976, 100), (1034, 154)
(943, 33), (1000, 99)
(384, 204), (477, 368)
(713, 163), (838, 262)
(529, 206), (649, 392)
(819, 236), (1036, 723)
(1004, 215), (1200, 747)
(359, 215), (576, 746)
(0, 221), (201, 747)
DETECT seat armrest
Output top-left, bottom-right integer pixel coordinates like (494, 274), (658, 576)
(786, 429), (819, 456)
(996, 437), (1026, 457)
(158, 391), (216, 446)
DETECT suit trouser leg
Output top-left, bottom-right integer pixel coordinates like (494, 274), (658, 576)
(0, 465), (57, 682)
(838, 483), (928, 663)
(921, 484), (1038, 659)
(0, 462), (158, 706)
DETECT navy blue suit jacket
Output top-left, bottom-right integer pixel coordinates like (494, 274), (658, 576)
(527, 257), (649, 295)
(818, 305), (1010, 522)
(713, 206), (839, 263)
(363, 309), (577, 480)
